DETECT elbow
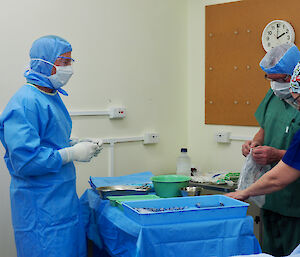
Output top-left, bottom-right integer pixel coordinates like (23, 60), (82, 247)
(15, 162), (40, 177)
(12, 150), (62, 177)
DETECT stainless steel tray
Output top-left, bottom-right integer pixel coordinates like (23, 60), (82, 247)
(96, 184), (152, 199)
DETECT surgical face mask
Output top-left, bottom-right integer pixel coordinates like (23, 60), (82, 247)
(270, 81), (291, 100)
(49, 65), (73, 89)
(30, 58), (73, 89)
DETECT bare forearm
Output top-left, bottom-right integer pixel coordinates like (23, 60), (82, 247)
(244, 161), (300, 197)
(244, 172), (286, 197)
(275, 149), (286, 161)
(252, 128), (264, 145)
(267, 149), (286, 164)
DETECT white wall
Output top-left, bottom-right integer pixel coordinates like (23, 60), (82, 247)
(0, 1), (187, 256)
(187, 0), (260, 173)
(0, 0), (264, 255)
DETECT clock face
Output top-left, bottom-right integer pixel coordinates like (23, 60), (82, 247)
(262, 20), (295, 52)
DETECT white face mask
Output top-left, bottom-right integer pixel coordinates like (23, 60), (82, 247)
(270, 81), (291, 100)
(30, 58), (73, 89)
(49, 65), (73, 89)
(270, 81), (300, 109)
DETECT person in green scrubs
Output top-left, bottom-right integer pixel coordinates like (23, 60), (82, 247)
(241, 44), (300, 256)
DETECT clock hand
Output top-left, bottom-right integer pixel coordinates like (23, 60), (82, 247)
(277, 32), (286, 39)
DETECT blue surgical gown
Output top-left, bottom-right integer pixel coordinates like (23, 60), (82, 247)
(0, 84), (86, 257)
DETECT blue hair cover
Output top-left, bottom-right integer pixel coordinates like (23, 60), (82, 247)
(260, 44), (300, 75)
(24, 35), (72, 95)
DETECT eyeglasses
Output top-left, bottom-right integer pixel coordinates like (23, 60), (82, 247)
(56, 56), (75, 66)
(264, 74), (291, 83)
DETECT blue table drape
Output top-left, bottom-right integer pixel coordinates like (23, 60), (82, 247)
(80, 172), (261, 257)
(89, 171), (153, 189)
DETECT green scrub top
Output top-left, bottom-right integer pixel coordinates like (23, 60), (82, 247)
(255, 89), (300, 217)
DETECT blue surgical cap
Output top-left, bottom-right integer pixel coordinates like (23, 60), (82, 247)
(260, 44), (300, 75)
(24, 35), (72, 90)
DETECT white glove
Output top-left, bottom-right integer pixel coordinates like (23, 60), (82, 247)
(87, 139), (103, 157)
(94, 146), (103, 157)
(59, 142), (99, 164)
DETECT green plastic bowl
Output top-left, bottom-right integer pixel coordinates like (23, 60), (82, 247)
(151, 175), (191, 198)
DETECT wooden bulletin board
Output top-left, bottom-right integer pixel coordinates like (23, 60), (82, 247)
(205, 0), (300, 126)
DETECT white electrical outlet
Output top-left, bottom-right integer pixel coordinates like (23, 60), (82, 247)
(143, 133), (159, 144)
(215, 132), (231, 143)
(109, 107), (126, 119)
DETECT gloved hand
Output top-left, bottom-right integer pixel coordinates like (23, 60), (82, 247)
(92, 139), (103, 157)
(94, 145), (103, 157)
(59, 142), (99, 164)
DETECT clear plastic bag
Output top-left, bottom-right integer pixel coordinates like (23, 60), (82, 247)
(238, 150), (271, 208)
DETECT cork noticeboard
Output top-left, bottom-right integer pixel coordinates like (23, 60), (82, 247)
(205, 0), (300, 126)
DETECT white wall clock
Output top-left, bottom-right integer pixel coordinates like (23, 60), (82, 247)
(261, 20), (295, 52)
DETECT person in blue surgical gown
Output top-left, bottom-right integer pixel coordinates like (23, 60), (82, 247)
(0, 35), (102, 257)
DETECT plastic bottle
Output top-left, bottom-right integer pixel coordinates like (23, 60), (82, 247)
(176, 148), (191, 177)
